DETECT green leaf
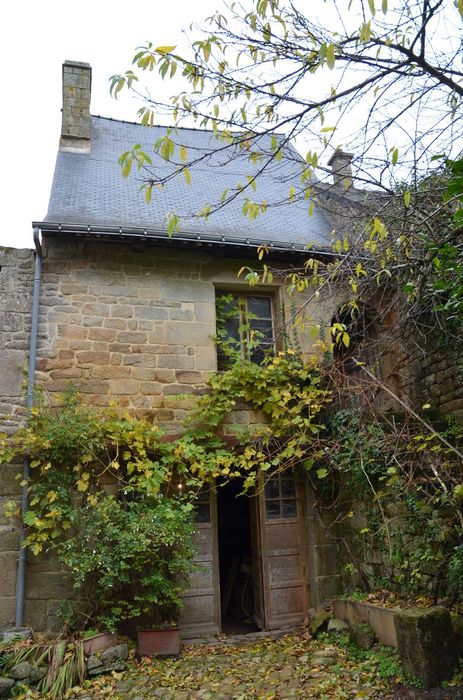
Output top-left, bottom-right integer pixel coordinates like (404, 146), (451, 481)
(23, 510), (37, 526)
(404, 190), (411, 208)
(367, 0), (376, 15)
(316, 468), (328, 479)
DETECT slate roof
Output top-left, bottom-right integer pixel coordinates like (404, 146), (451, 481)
(44, 116), (332, 251)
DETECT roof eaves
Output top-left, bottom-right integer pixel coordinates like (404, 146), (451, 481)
(33, 220), (336, 258)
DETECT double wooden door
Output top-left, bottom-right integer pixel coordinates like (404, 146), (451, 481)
(181, 472), (308, 638)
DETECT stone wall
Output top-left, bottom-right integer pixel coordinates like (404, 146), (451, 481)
(400, 325), (463, 423)
(0, 236), (336, 630)
(0, 247), (34, 629)
(1, 234), (462, 631)
(34, 237), (329, 429)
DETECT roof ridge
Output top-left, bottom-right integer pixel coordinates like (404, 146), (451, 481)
(91, 114), (290, 139)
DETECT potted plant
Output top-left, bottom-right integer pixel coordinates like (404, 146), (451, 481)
(81, 629), (117, 656)
(57, 493), (195, 656)
(133, 498), (197, 657)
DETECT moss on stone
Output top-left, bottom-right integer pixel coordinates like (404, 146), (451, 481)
(394, 606), (457, 688)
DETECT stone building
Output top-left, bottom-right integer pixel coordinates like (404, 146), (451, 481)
(1, 60), (461, 636)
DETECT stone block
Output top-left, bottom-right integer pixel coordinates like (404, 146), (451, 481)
(90, 366), (130, 379)
(76, 351), (110, 365)
(49, 369), (83, 379)
(82, 302), (110, 317)
(194, 303), (216, 324)
(140, 382), (163, 395)
(25, 571), (74, 600)
(0, 526), (19, 550)
(394, 607), (458, 687)
(83, 316), (104, 327)
(122, 354), (157, 368)
(163, 321), (214, 346)
(116, 331), (147, 344)
(104, 318), (127, 330)
(0, 350), (25, 396)
(195, 347), (217, 371)
(135, 307), (169, 320)
(0, 464), (21, 496)
(160, 279), (212, 303)
(0, 596), (15, 629)
(0, 552), (18, 596)
(169, 309), (194, 321)
(23, 598), (47, 630)
(0, 677), (14, 697)
(131, 368), (174, 382)
(175, 371), (204, 384)
(88, 328), (116, 342)
(349, 622), (376, 649)
(158, 355), (195, 370)
(327, 618), (349, 635)
(10, 661), (32, 680)
(110, 305), (134, 318)
(108, 379), (140, 395)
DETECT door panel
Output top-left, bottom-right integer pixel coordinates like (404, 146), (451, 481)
(250, 492), (265, 629)
(181, 488), (220, 638)
(258, 471), (308, 629)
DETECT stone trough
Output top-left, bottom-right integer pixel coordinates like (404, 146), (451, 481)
(333, 598), (398, 647)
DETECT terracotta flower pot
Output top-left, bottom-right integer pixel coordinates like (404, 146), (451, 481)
(82, 631), (117, 655)
(137, 627), (181, 657)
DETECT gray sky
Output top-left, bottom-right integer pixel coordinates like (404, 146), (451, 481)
(1, 0), (220, 248)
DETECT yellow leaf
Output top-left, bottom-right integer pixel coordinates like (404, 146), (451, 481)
(180, 145), (187, 162)
(155, 45), (176, 54)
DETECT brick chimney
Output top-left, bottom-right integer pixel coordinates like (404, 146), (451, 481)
(327, 149), (353, 191)
(60, 60), (92, 153)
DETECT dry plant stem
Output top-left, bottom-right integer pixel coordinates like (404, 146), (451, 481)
(359, 364), (463, 466)
(360, 454), (393, 561)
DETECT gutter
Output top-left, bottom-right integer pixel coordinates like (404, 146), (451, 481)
(32, 221), (338, 259)
(15, 227), (42, 628)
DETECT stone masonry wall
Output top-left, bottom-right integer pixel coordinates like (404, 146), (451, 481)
(34, 237), (330, 428)
(0, 247), (34, 629)
(0, 235), (334, 631)
(2, 234), (462, 631)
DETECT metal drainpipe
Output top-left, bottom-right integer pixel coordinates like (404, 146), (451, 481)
(15, 227), (42, 628)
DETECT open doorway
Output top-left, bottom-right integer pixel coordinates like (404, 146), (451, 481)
(217, 480), (259, 634)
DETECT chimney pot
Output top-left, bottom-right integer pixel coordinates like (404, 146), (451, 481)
(327, 148), (354, 190)
(60, 60), (92, 153)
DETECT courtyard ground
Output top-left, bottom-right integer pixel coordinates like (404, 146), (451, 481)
(74, 632), (399, 699)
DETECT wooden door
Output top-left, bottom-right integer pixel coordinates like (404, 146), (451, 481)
(181, 488), (221, 638)
(256, 471), (308, 630)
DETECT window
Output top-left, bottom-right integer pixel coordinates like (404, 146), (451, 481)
(264, 473), (297, 520)
(195, 488), (211, 523)
(216, 292), (274, 369)
(331, 305), (380, 375)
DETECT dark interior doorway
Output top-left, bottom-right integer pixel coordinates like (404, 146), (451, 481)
(217, 480), (259, 634)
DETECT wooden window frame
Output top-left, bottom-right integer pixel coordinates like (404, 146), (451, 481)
(215, 290), (277, 369)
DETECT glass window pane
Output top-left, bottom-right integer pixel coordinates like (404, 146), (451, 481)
(265, 478), (279, 499)
(197, 489), (210, 502)
(249, 320), (273, 340)
(266, 500), (281, 519)
(281, 478), (296, 498)
(247, 296), (272, 318)
(195, 503), (211, 523)
(282, 500), (297, 518)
